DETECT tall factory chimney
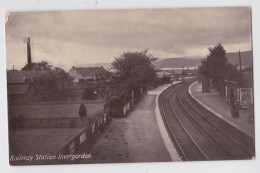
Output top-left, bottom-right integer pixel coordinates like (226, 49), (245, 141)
(27, 37), (32, 64)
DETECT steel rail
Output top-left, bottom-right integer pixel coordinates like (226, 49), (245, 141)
(168, 86), (209, 160)
(159, 82), (209, 161)
(176, 87), (236, 159)
(185, 89), (254, 156)
(160, 86), (188, 161)
(184, 90), (252, 155)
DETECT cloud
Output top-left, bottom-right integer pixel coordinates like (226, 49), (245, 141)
(5, 7), (252, 71)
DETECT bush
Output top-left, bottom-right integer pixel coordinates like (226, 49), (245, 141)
(104, 96), (124, 118)
(119, 90), (131, 104)
(82, 88), (95, 100)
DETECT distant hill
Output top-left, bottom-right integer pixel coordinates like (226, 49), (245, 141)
(226, 50), (252, 67)
(79, 50), (252, 71)
(154, 56), (203, 68)
(154, 50), (253, 69)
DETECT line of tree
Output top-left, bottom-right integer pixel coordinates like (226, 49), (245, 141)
(21, 49), (159, 104)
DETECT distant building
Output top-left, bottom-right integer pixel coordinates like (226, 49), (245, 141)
(173, 69), (182, 75)
(156, 71), (173, 78)
(68, 66), (109, 83)
(222, 71), (253, 108)
(182, 69), (197, 76)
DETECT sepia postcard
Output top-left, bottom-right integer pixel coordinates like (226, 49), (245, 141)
(5, 7), (255, 166)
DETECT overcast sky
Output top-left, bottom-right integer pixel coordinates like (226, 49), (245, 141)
(5, 7), (252, 71)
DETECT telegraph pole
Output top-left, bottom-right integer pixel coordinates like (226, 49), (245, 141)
(239, 50), (242, 83)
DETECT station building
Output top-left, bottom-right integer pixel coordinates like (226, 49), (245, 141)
(222, 72), (253, 109)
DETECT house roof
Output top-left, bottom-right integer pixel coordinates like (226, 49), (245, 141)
(72, 67), (108, 76)
(7, 70), (48, 84)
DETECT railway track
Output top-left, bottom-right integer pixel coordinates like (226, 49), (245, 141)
(158, 81), (255, 161)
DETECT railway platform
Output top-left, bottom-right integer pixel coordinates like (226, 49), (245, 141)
(79, 82), (182, 163)
(189, 81), (254, 138)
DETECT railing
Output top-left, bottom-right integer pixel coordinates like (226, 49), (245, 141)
(123, 102), (130, 116)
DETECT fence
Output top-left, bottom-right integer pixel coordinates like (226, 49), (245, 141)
(56, 100), (133, 155)
(123, 102), (130, 116)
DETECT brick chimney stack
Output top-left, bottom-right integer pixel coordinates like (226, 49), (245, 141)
(27, 37), (32, 64)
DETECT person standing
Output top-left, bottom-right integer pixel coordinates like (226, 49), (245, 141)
(79, 103), (87, 125)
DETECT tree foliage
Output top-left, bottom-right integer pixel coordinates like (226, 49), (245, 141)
(21, 61), (53, 71)
(112, 49), (158, 91)
(21, 61), (74, 101)
(82, 88), (95, 100)
(198, 43), (240, 90)
(198, 43), (227, 79)
(104, 96), (124, 117)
